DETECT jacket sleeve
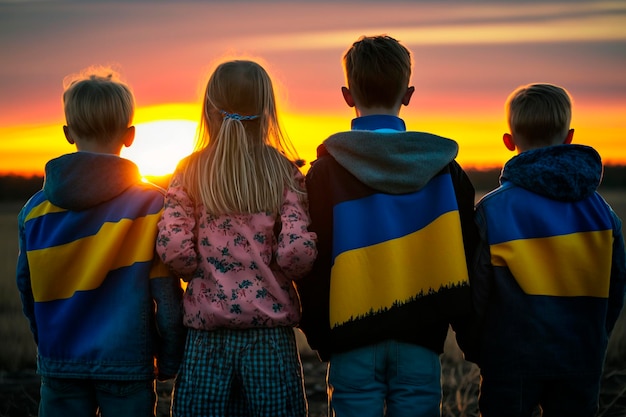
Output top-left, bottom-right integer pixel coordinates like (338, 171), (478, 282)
(275, 170), (318, 280)
(156, 173), (199, 281)
(449, 161), (479, 266)
(607, 210), (626, 335)
(295, 159), (334, 361)
(471, 206), (495, 323)
(447, 161), (481, 360)
(16, 206), (38, 345)
(150, 257), (186, 381)
(461, 203), (496, 365)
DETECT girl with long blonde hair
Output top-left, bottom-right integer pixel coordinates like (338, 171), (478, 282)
(157, 60), (317, 416)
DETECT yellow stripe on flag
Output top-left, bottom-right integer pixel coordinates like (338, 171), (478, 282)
(29, 214), (160, 301)
(25, 200), (65, 221)
(490, 229), (613, 297)
(329, 211), (468, 327)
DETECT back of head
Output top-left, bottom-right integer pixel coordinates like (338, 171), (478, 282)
(343, 35), (412, 109)
(202, 60), (277, 142)
(63, 67), (134, 144)
(506, 83), (572, 147)
(184, 59), (301, 214)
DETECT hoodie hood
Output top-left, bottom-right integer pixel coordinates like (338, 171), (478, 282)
(501, 144), (603, 201)
(43, 152), (141, 210)
(321, 130), (458, 194)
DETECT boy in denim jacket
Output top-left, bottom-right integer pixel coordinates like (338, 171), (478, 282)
(16, 67), (186, 417)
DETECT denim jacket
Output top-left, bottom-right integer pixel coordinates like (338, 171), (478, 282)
(16, 152), (186, 380)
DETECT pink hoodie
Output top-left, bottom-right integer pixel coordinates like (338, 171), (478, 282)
(157, 170), (317, 330)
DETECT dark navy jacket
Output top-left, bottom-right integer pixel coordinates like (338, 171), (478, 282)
(297, 115), (478, 361)
(472, 144), (626, 377)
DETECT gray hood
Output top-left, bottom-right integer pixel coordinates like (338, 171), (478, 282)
(43, 152), (141, 210)
(323, 130), (459, 194)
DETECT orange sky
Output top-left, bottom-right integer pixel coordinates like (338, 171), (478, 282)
(1, 1), (625, 177)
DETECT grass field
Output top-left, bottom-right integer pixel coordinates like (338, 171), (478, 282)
(1, 189), (624, 416)
(0, 202), (37, 373)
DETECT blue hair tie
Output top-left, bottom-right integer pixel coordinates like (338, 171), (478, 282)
(220, 110), (260, 121)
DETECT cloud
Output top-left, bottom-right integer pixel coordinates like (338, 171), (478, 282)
(246, 3), (626, 51)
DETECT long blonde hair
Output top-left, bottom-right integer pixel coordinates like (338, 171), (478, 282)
(181, 60), (302, 215)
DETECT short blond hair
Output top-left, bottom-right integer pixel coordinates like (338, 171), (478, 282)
(506, 83), (572, 146)
(343, 35), (412, 109)
(62, 67), (134, 144)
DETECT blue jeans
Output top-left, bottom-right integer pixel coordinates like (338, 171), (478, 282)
(39, 376), (156, 417)
(328, 341), (442, 417)
(479, 373), (601, 417)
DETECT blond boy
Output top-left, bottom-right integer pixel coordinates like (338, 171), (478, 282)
(472, 83), (626, 416)
(16, 67), (185, 417)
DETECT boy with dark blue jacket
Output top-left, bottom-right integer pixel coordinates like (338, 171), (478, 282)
(472, 83), (626, 417)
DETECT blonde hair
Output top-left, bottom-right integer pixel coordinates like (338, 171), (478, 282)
(181, 60), (302, 215)
(62, 66), (134, 144)
(343, 35), (412, 108)
(506, 83), (572, 146)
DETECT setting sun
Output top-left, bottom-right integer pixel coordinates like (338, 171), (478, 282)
(120, 103), (200, 178)
(121, 120), (197, 178)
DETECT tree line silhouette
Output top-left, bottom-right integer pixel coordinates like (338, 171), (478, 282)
(1, 166), (625, 203)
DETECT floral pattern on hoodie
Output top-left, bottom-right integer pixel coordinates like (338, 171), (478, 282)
(157, 169), (317, 330)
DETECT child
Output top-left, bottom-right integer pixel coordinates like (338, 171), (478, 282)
(156, 59), (317, 417)
(16, 67), (186, 417)
(296, 35), (478, 417)
(472, 83), (626, 416)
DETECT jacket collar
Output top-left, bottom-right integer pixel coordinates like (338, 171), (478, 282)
(351, 115), (406, 132)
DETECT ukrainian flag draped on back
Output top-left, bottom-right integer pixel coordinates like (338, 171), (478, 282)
(329, 173), (469, 328)
(22, 186), (168, 361)
(485, 185), (613, 298)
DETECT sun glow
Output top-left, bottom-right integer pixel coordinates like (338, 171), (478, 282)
(121, 119), (198, 178)
(120, 103), (200, 178)
(1, 105), (624, 178)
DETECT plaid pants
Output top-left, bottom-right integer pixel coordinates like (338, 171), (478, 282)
(172, 327), (307, 417)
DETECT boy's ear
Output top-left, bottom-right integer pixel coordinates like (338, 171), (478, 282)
(341, 86), (355, 108)
(123, 126), (135, 148)
(402, 86), (415, 106)
(503, 133), (516, 151)
(63, 125), (75, 145)
(564, 128), (574, 144)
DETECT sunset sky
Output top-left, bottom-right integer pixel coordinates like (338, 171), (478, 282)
(1, 1), (624, 177)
